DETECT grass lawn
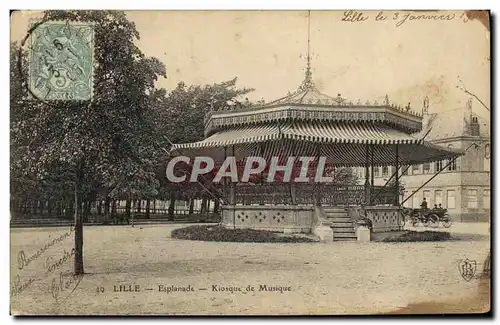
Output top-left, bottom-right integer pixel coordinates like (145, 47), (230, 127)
(382, 230), (452, 242)
(171, 225), (316, 243)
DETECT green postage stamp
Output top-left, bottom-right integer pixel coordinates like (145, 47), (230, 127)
(28, 21), (94, 101)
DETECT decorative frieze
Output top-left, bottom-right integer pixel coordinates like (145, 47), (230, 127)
(205, 106), (422, 136)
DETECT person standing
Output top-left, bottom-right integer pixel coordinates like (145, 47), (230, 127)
(420, 197), (428, 210)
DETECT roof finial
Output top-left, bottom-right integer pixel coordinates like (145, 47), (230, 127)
(422, 96), (429, 115)
(298, 10), (315, 91)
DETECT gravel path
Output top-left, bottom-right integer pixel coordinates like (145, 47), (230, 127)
(10, 223), (490, 315)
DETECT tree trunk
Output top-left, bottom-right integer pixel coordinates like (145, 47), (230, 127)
(213, 199), (220, 214)
(84, 201), (91, 222)
(111, 200), (117, 216)
(146, 199), (151, 218)
(103, 197), (111, 224)
(168, 191), (176, 221)
(47, 200), (52, 217)
(200, 198), (208, 215)
(74, 180), (84, 275)
(125, 199), (131, 218)
(67, 199), (74, 219)
(97, 200), (102, 216)
(31, 200), (36, 216)
(153, 199), (156, 214)
(81, 201), (86, 220)
(55, 201), (62, 219)
(189, 198), (195, 215)
(37, 201), (42, 217)
(136, 200), (141, 213)
(131, 198), (135, 227)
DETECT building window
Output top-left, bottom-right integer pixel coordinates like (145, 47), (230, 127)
(423, 190), (431, 207)
(434, 190), (443, 207)
(403, 191), (410, 208)
(412, 192), (420, 209)
(412, 164), (420, 174)
(373, 167), (380, 177)
(423, 163), (431, 174)
(447, 190), (456, 209)
(447, 158), (458, 171)
(435, 160), (443, 172)
(483, 189), (490, 210)
(382, 166), (389, 177)
(467, 189), (478, 209)
(446, 145), (458, 171)
(484, 144), (490, 172)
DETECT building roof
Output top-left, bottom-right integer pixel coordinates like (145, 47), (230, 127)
(420, 105), (490, 141)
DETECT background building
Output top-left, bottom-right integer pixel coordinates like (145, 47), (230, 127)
(357, 98), (490, 222)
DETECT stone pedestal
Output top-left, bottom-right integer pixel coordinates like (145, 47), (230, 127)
(356, 226), (371, 242)
(313, 225), (334, 242)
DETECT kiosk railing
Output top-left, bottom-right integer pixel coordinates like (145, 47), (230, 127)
(227, 183), (396, 206)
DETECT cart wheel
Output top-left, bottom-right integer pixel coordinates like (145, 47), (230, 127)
(442, 218), (452, 228)
(411, 218), (419, 227)
(422, 218), (430, 227)
(428, 214), (439, 228)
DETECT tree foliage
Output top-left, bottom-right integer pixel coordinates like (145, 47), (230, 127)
(11, 10), (169, 274)
(157, 78), (253, 145)
(11, 10), (255, 216)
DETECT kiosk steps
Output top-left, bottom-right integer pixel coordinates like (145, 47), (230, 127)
(323, 208), (357, 241)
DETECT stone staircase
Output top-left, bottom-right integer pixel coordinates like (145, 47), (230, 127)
(323, 207), (356, 242)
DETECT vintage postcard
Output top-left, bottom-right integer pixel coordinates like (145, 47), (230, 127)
(10, 10), (490, 315)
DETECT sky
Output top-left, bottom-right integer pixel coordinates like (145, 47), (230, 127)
(11, 10), (490, 117)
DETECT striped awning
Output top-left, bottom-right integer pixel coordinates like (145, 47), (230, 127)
(174, 124), (280, 149)
(170, 121), (463, 166)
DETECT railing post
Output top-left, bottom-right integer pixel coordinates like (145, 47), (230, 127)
(370, 145), (374, 187)
(230, 145), (236, 205)
(290, 183), (297, 205)
(364, 144), (371, 205)
(394, 144), (400, 206)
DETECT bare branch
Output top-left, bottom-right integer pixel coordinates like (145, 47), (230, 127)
(456, 77), (490, 111)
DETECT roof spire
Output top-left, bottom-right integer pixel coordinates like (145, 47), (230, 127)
(298, 10), (315, 91)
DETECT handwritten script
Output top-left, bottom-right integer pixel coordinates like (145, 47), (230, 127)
(341, 11), (475, 28)
(51, 272), (84, 303)
(17, 226), (74, 270)
(11, 226), (82, 304)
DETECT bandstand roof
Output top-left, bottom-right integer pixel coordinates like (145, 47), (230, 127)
(171, 120), (463, 167)
(170, 33), (463, 167)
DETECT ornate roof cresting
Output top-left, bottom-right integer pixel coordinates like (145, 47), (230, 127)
(203, 11), (424, 126)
